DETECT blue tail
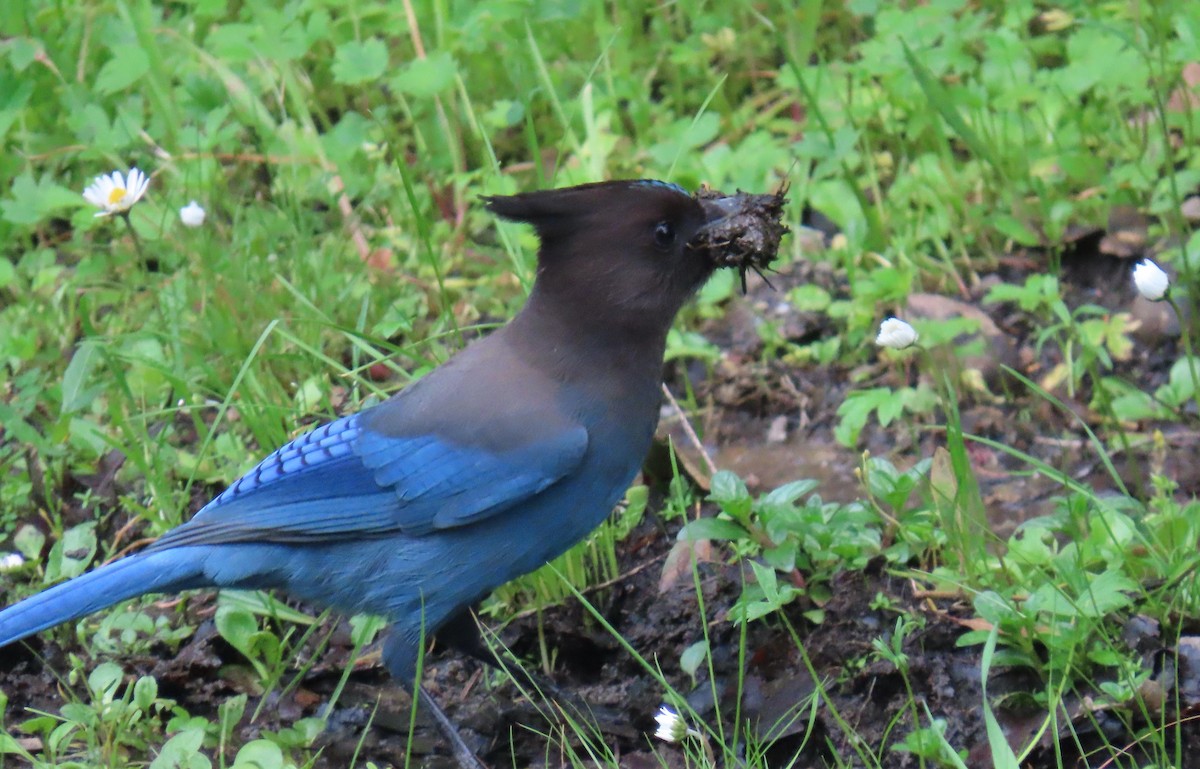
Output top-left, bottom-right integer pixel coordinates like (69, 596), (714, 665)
(0, 551), (205, 647)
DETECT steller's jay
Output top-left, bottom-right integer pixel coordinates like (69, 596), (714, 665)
(0, 179), (784, 766)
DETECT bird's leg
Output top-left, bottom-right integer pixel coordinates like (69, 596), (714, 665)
(385, 625), (490, 769)
(415, 685), (489, 769)
(436, 609), (635, 739)
(436, 609), (544, 692)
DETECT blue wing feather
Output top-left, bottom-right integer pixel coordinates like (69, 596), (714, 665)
(149, 406), (589, 550)
(356, 424), (588, 533)
(211, 416), (365, 507)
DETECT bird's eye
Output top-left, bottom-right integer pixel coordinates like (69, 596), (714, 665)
(654, 221), (676, 249)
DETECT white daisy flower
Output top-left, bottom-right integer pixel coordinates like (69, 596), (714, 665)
(82, 167), (150, 217)
(653, 705), (688, 743)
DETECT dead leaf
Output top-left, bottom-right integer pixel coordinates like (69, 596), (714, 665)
(929, 446), (958, 506)
(1168, 61), (1200, 112)
(659, 537), (713, 593)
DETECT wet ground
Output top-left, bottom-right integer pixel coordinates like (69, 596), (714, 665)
(4, 205), (1200, 767)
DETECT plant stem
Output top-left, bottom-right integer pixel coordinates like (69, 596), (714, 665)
(120, 212), (148, 265)
(1166, 295), (1200, 418)
(1085, 357), (1141, 495)
(690, 730), (715, 767)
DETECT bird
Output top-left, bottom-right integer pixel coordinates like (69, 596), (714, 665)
(0, 179), (768, 766)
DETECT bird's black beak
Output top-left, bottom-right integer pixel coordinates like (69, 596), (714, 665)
(688, 186), (789, 275)
(695, 193), (755, 234)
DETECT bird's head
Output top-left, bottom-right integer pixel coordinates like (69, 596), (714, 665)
(485, 179), (775, 335)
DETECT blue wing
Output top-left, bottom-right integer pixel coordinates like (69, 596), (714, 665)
(148, 407), (589, 550)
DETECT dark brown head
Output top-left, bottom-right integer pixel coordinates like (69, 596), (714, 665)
(485, 180), (726, 335)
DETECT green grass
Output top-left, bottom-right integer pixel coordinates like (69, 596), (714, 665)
(2, 0), (1200, 766)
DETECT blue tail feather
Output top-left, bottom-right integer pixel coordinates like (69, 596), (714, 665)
(0, 551), (204, 647)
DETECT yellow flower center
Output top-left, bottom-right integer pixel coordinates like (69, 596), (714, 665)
(107, 187), (126, 205)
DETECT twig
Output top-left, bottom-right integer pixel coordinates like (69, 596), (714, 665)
(660, 383), (717, 477)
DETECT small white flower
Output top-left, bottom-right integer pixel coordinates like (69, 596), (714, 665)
(82, 167), (150, 217)
(876, 317), (919, 350)
(653, 705), (688, 743)
(0, 553), (25, 572)
(1132, 259), (1169, 301)
(179, 200), (206, 228)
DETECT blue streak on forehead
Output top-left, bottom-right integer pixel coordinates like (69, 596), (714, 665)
(633, 179), (689, 197)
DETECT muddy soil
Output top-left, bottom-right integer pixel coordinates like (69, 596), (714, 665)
(4, 223), (1200, 768)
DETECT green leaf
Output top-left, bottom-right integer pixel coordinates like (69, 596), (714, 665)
(231, 740), (284, 769)
(788, 284), (831, 312)
(1, 173), (82, 226)
(6, 38), (41, 71)
(763, 542), (797, 572)
(972, 590), (1013, 626)
(69, 417), (109, 457)
(0, 730), (33, 759)
(0, 74), (32, 143)
(215, 605), (259, 658)
(679, 640), (708, 682)
(807, 178), (865, 234)
(992, 214), (1041, 247)
(902, 41), (1001, 173)
(218, 694), (248, 741)
(708, 470), (752, 520)
(750, 560), (777, 596)
(1026, 582), (1075, 617)
(876, 389), (908, 426)
(1168, 356), (1200, 400)
(979, 628), (1022, 769)
(1114, 391), (1163, 420)
(218, 589), (315, 625)
(1077, 569), (1135, 617)
(149, 728), (210, 769)
(332, 39), (388, 85)
(664, 328), (720, 362)
(87, 661), (124, 704)
(293, 375), (326, 411)
(44, 522), (97, 582)
(120, 336), (169, 403)
(697, 269), (735, 305)
(390, 50), (457, 96)
(133, 675), (158, 711)
(94, 46), (150, 94)
(13, 524), (45, 561)
(834, 388), (891, 447)
(680, 517), (749, 542)
(349, 613), (386, 646)
(62, 341), (101, 414)
(762, 479), (818, 508)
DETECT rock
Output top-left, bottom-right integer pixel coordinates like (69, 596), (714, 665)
(1182, 196), (1200, 223)
(1099, 206), (1151, 258)
(905, 293), (1017, 383)
(765, 415), (788, 444)
(1129, 294), (1182, 340)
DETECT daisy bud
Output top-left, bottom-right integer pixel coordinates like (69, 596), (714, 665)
(0, 553), (25, 572)
(180, 200), (206, 228)
(1132, 259), (1169, 301)
(876, 317), (919, 350)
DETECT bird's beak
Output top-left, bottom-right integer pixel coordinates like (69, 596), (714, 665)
(696, 193), (753, 232)
(688, 187), (789, 272)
